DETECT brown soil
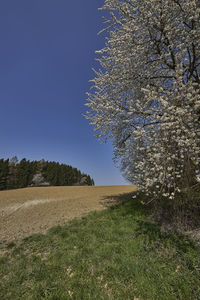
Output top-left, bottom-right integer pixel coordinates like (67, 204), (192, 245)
(0, 185), (136, 247)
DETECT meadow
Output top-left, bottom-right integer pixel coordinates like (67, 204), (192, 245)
(0, 187), (199, 299)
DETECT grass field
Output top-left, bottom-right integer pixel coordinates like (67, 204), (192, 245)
(0, 189), (199, 299)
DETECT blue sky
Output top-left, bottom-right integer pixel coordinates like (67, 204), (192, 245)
(0, 0), (129, 186)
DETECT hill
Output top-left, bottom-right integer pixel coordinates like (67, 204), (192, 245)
(0, 185), (136, 245)
(0, 185), (199, 300)
(0, 157), (94, 190)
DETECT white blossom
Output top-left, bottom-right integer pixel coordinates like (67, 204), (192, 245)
(86, 0), (200, 199)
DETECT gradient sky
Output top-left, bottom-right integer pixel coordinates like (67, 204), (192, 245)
(0, 0), (129, 186)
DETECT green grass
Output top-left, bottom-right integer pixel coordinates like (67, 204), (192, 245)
(0, 196), (200, 300)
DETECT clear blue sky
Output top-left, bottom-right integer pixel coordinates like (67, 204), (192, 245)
(0, 0), (129, 186)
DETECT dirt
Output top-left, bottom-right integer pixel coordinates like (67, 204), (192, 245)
(0, 185), (136, 247)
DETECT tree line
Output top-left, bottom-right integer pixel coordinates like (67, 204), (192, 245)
(0, 157), (94, 190)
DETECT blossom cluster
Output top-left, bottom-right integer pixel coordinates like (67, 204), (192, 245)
(86, 0), (200, 198)
(122, 67), (200, 197)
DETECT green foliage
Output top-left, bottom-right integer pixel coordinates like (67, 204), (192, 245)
(16, 158), (37, 188)
(0, 197), (199, 299)
(42, 161), (94, 186)
(0, 157), (94, 190)
(0, 158), (9, 190)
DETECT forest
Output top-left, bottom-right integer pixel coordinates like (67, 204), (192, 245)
(0, 157), (94, 190)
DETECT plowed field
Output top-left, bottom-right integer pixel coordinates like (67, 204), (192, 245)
(0, 185), (136, 246)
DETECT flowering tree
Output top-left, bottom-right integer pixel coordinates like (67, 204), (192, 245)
(86, 0), (200, 202)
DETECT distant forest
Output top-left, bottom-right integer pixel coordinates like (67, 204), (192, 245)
(0, 157), (94, 190)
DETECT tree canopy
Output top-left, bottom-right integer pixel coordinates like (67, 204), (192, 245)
(86, 0), (200, 214)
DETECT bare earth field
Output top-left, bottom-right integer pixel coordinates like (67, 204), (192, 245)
(0, 185), (136, 247)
